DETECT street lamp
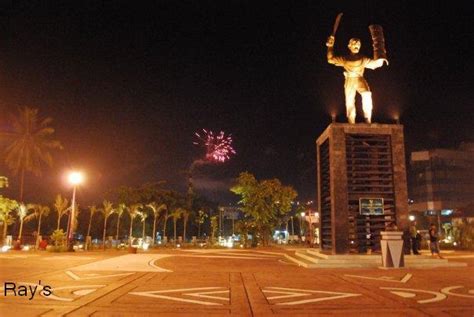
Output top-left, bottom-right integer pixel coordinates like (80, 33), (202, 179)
(290, 216), (294, 236)
(300, 212), (305, 236)
(67, 171), (84, 251)
(306, 210), (314, 247)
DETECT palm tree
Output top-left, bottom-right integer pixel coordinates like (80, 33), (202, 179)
(162, 207), (170, 241)
(115, 203), (126, 240)
(1, 107), (62, 201)
(100, 200), (115, 249)
(147, 202), (167, 245)
(138, 211), (149, 239)
(54, 194), (69, 230)
(23, 204), (49, 248)
(127, 203), (142, 243)
(196, 209), (208, 238)
(210, 215), (218, 243)
(1, 197), (18, 242)
(182, 209), (191, 243)
(86, 205), (98, 239)
(17, 203), (31, 241)
(170, 208), (184, 244)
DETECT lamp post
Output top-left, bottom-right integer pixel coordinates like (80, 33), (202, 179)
(67, 171), (84, 251)
(300, 212), (305, 236)
(308, 211), (313, 247)
(290, 216), (294, 236)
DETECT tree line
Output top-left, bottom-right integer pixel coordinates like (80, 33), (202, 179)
(1, 107), (302, 249)
(1, 181), (219, 247)
(1, 174), (303, 248)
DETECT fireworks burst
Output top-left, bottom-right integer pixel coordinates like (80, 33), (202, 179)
(194, 129), (236, 163)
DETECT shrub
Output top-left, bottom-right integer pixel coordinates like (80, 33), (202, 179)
(50, 229), (66, 248)
(453, 220), (474, 250)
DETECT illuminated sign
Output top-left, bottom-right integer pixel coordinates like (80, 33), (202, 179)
(359, 198), (384, 215)
(441, 209), (454, 216)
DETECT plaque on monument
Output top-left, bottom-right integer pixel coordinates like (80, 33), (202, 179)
(359, 198), (384, 215)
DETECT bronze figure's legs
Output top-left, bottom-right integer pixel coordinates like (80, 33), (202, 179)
(344, 78), (374, 124)
(361, 91), (373, 123)
(344, 80), (357, 124)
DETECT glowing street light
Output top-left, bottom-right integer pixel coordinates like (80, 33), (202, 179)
(68, 171), (84, 186)
(67, 171), (84, 251)
(299, 212), (305, 236)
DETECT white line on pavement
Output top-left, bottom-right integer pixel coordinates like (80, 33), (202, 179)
(263, 287), (361, 305)
(184, 290), (229, 301)
(344, 273), (412, 283)
(65, 270), (134, 280)
(380, 287), (446, 304)
(129, 287), (229, 306)
(70, 254), (172, 272)
(176, 254), (272, 260)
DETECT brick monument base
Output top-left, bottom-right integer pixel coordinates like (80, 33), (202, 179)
(316, 123), (409, 254)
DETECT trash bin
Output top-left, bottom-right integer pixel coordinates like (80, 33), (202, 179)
(380, 231), (404, 268)
(128, 246), (138, 254)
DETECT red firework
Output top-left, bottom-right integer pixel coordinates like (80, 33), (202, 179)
(194, 129), (236, 163)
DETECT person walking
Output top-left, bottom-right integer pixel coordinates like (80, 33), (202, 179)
(429, 224), (443, 259)
(409, 221), (420, 255)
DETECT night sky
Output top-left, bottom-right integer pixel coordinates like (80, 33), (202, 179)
(0, 1), (472, 204)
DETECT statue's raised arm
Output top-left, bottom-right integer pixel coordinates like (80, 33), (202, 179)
(326, 35), (344, 66)
(369, 24), (389, 67)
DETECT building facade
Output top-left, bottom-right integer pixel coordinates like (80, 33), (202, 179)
(409, 142), (474, 218)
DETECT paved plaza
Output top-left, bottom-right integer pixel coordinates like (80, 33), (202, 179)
(1, 248), (474, 316)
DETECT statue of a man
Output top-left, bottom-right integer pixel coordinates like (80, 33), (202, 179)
(326, 35), (387, 124)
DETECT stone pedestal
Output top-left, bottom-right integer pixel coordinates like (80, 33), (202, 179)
(380, 231), (405, 268)
(316, 123), (409, 254)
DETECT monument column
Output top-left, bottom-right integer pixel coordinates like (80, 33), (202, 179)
(317, 123), (409, 255)
(329, 126), (350, 253)
(391, 127), (409, 231)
